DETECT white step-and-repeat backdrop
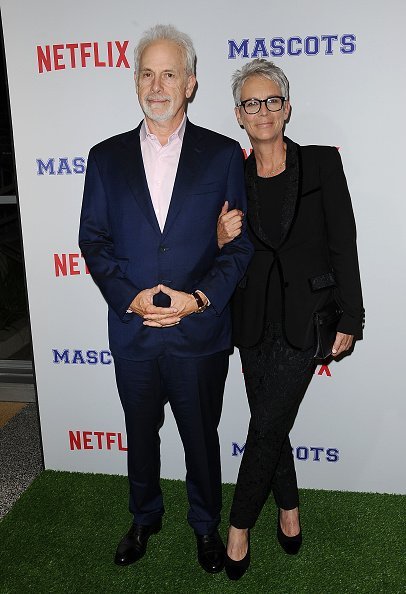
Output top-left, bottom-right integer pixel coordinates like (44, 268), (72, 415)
(2, 0), (405, 494)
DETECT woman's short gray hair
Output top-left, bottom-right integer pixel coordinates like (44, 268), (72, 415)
(134, 24), (196, 81)
(231, 58), (290, 104)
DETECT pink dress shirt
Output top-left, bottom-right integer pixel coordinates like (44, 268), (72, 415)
(140, 115), (186, 232)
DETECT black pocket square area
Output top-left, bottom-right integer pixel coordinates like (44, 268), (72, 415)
(309, 271), (336, 292)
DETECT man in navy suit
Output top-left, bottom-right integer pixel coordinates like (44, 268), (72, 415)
(79, 24), (252, 573)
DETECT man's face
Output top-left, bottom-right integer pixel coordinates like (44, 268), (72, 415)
(136, 39), (196, 124)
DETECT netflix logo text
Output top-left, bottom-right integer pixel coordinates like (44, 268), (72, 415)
(69, 431), (127, 451)
(54, 253), (89, 277)
(37, 41), (130, 73)
(315, 365), (331, 377)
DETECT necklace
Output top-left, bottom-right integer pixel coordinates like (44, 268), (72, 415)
(262, 160), (286, 177)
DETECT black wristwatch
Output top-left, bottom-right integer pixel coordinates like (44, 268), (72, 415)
(191, 291), (208, 313)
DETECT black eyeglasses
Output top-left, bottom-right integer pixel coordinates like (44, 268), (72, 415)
(236, 96), (286, 114)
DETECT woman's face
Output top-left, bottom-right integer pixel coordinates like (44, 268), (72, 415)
(235, 75), (290, 146)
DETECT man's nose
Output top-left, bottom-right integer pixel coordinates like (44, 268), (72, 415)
(151, 76), (163, 93)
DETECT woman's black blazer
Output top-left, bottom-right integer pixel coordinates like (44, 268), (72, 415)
(232, 137), (364, 350)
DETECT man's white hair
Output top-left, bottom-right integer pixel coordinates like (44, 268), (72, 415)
(134, 24), (196, 82)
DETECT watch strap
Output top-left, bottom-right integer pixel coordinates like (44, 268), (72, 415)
(191, 291), (208, 313)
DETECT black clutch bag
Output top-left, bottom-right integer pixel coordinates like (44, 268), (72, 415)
(313, 301), (343, 359)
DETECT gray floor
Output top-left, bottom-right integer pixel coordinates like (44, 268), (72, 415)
(0, 403), (43, 519)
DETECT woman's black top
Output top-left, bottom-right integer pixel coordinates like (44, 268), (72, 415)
(256, 169), (287, 323)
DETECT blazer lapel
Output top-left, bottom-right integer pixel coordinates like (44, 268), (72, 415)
(245, 136), (300, 249)
(119, 124), (161, 236)
(279, 137), (300, 246)
(245, 154), (269, 246)
(162, 120), (203, 238)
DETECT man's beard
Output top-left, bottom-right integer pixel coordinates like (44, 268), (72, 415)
(141, 94), (174, 122)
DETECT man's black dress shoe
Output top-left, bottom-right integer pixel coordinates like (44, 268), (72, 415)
(114, 520), (162, 566)
(224, 530), (250, 581)
(277, 512), (302, 555)
(195, 530), (225, 573)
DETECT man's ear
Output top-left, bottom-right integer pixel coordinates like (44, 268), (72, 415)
(185, 74), (197, 98)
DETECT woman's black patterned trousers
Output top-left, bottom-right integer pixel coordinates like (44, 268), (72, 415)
(230, 323), (315, 529)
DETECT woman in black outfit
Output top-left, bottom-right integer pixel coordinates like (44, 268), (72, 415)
(217, 59), (364, 580)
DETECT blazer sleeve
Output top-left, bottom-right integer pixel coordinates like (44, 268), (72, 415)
(320, 147), (364, 338)
(78, 148), (141, 321)
(196, 142), (254, 315)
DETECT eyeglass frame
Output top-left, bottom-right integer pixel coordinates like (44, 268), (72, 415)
(236, 96), (286, 114)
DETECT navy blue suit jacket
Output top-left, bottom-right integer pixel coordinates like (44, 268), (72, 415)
(79, 119), (253, 360)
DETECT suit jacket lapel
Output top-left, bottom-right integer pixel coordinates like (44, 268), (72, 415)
(279, 137), (300, 246)
(119, 124), (161, 236)
(162, 120), (203, 237)
(245, 136), (300, 250)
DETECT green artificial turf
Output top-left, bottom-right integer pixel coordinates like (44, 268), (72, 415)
(0, 471), (404, 593)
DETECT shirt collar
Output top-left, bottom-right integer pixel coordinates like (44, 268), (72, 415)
(140, 114), (187, 144)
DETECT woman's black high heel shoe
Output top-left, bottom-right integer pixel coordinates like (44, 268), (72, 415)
(225, 530), (250, 581)
(277, 511), (302, 555)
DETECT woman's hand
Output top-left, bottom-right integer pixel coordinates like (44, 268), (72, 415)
(217, 201), (244, 248)
(332, 332), (354, 356)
